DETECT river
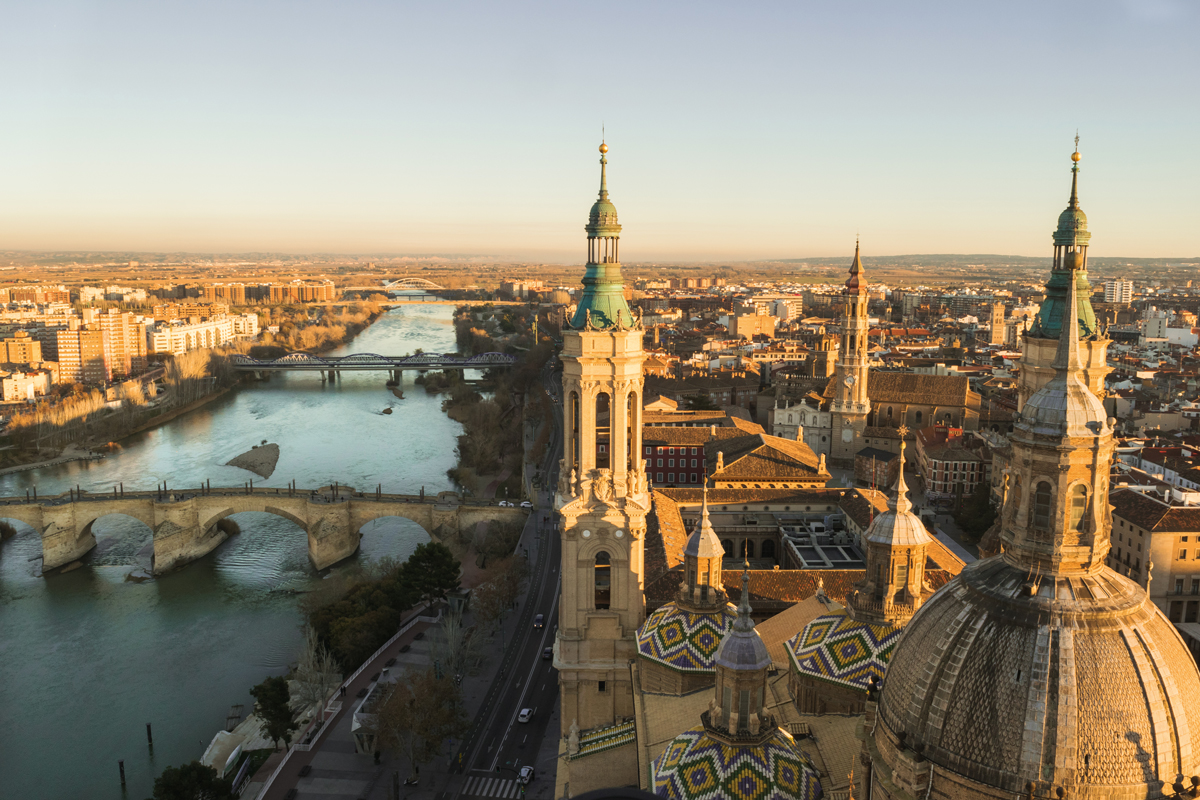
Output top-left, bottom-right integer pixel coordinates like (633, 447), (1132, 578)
(0, 303), (466, 799)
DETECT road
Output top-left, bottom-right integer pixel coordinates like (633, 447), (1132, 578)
(453, 358), (564, 797)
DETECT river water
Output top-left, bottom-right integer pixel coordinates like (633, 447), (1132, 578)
(0, 304), (465, 799)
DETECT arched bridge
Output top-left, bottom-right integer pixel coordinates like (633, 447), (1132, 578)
(229, 352), (517, 373)
(382, 278), (446, 291)
(0, 485), (528, 574)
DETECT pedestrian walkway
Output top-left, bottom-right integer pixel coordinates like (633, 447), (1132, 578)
(461, 775), (524, 798)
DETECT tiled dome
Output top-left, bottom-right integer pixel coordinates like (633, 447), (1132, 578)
(638, 602), (738, 673)
(652, 725), (823, 800)
(787, 609), (901, 692)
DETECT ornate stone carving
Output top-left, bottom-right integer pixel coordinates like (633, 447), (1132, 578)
(593, 469), (613, 504)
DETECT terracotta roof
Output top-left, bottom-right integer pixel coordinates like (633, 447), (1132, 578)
(645, 490), (689, 580)
(643, 410), (726, 426)
(863, 426), (903, 439)
(823, 371), (979, 407)
(1111, 489), (1200, 532)
(704, 434), (826, 482)
(839, 488), (889, 529)
(923, 535), (966, 575)
(643, 426), (743, 448)
(657, 487), (847, 506)
(729, 416), (764, 434)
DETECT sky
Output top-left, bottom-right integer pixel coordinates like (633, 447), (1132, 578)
(0, 0), (1196, 262)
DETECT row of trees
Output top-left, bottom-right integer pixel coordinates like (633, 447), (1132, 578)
(307, 542), (461, 671)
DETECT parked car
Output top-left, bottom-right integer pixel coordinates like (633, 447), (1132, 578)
(518, 708), (533, 723)
(542, 647), (553, 661)
(534, 614), (544, 629)
(518, 766), (535, 785)
(520, 500), (532, 508)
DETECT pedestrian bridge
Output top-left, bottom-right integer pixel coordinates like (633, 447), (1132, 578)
(0, 485), (527, 574)
(229, 352), (516, 373)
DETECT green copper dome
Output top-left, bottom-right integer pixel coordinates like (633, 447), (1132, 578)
(1053, 159), (1091, 247)
(1032, 144), (1097, 340)
(569, 144), (635, 330)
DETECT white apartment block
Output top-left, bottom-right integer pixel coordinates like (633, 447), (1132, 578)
(1105, 279), (1134, 304)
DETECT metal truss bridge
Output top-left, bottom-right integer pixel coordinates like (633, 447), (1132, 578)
(382, 277), (447, 291)
(229, 352), (516, 372)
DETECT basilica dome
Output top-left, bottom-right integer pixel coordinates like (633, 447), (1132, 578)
(876, 557), (1200, 796)
(638, 603), (738, 673)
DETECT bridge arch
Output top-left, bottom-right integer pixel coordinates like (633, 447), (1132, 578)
(200, 504), (309, 536)
(382, 278), (446, 291)
(356, 515), (434, 563)
(79, 513), (155, 565)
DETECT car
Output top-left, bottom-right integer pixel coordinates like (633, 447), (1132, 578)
(520, 501), (532, 509)
(542, 647), (553, 661)
(518, 708), (533, 723)
(533, 614), (544, 629)
(403, 774), (420, 786)
(518, 766), (535, 785)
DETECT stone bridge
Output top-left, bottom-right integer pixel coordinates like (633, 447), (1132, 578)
(0, 485), (528, 574)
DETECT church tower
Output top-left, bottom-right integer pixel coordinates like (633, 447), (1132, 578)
(830, 240), (871, 466)
(554, 142), (650, 734)
(1018, 139), (1111, 410)
(864, 251), (1200, 799)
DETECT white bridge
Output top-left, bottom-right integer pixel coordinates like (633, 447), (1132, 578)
(382, 277), (447, 291)
(229, 352), (517, 372)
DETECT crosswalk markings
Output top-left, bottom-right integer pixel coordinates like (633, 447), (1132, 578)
(463, 775), (523, 798)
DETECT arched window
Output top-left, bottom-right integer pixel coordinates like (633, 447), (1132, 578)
(761, 540), (776, 559)
(569, 391), (580, 473)
(1033, 482), (1053, 529)
(626, 392), (638, 471)
(740, 540), (755, 559)
(1070, 484), (1088, 531)
(594, 551), (611, 610)
(887, 407), (893, 419)
(915, 411), (923, 425)
(595, 393), (611, 469)
(721, 539), (734, 556)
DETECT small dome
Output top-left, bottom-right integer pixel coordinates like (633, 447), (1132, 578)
(1054, 205), (1089, 243)
(638, 602), (738, 673)
(588, 198), (619, 227)
(864, 508), (931, 548)
(715, 620), (772, 672)
(876, 558), (1200, 795)
(652, 725), (823, 800)
(686, 493), (725, 558)
(1018, 372), (1108, 438)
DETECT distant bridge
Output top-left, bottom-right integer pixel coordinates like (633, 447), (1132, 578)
(0, 484), (528, 574)
(382, 277), (446, 291)
(230, 352), (517, 373)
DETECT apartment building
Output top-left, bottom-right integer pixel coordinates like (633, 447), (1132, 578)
(57, 326), (111, 384)
(2, 330), (42, 364)
(0, 369), (52, 402)
(1105, 279), (1134, 304)
(83, 309), (148, 378)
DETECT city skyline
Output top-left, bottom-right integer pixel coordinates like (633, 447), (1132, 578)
(1, 1), (1197, 259)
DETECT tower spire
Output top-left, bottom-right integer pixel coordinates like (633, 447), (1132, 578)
(890, 425), (913, 515)
(1068, 133), (1081, 210)
(599, 139), (609, 200)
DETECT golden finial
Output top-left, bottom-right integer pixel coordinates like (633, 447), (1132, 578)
(599, 141), (608, 154)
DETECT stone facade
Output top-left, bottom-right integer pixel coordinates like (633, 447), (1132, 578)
(829, 242), (872, 467)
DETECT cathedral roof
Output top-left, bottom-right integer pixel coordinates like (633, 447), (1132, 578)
(877, 557), (1200, 794)
(652, 725), (823, 800)
(704, 435), (826, 482)
(822, 371), (978, 408)
(715, 570), (772, 672)
(685, 491), (725, 559)
(787, 609), (901, 692)
(637, 602), (738, 673)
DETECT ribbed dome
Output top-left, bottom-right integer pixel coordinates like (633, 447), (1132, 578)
(686, 492), (725, 558)
(589, 198), (619, 228)
(876, 557), (1200, 795)
(1054, 205), (1090, 246)
(1017, 372), (1109, 438)
(638, 602), (738, 673)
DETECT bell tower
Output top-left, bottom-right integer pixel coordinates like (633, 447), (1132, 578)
(554, 141), (650, 734)
(830, 240), (871, 466)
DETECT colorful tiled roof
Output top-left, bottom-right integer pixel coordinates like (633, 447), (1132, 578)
(571, 720), (636, 760)
(652, 725), (823, 800)
(787, 610), (901, 692)
(638, 601), (738, 673)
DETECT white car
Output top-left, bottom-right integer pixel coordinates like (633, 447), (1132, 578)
(518, 708), (533, 723)
(518, 766), (534, 785)
(520, 501), (532, 508)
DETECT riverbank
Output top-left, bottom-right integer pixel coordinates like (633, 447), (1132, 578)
(0, 443), (106, 477)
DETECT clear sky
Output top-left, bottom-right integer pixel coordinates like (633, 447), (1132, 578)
(0, 1), (1196, 261)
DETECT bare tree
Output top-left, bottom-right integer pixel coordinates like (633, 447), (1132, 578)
(292, 627), (342, 712)
(371, 669), (468, 782)
(428, 607), (484, 680)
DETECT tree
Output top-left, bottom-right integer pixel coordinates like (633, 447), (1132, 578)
(149, 761), (233, 800)
(683, 393), (718, 411)
(428, 607), (484, 679)
(292, 627), (342, 712)
(250, 676), (298, 751)
(404, 542), (462, 604)
(371, 668), (468, 781)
